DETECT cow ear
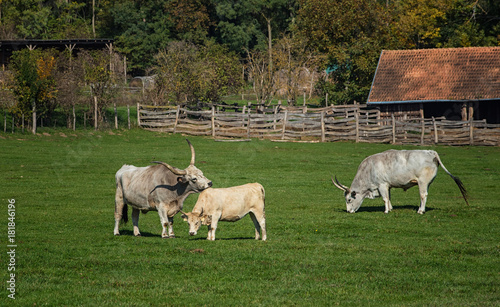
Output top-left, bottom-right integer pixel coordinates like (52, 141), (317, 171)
(351, 191), (357, 199)
(181, 213), (188, 221)
(177, 176), (187, 183)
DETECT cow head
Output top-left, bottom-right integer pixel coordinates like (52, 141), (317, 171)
(332, 176), (363, 213)
(181, 210), (211, 236)
(153, 139), (212, 192)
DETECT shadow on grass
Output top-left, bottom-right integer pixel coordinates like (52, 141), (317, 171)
(117, 229), (160, 238)
(188, 236), (256, 241)
(341, 205), (435, 213)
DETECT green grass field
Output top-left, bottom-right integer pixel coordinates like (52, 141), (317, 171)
(1, 128), (499, 306)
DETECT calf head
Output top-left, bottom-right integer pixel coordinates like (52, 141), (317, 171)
(181, 211), (211, 236)
(153, 139), (212, 192)
(332, 176), (364, 213)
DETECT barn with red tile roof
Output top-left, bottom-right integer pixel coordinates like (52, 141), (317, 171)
(367, 47), (500, 123)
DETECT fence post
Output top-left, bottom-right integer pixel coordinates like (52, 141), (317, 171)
(420, 118), (425, 145)
(273, 106), (278, 130)
(137, 103), (141, 127)
(173, 105), (180, 134)
(247, 112), (251, 139)
(114, 102), (118, 129)
(72, 105), (76, 131)
(432, 117), (438, 144)
(321, 111), (325, 142)
(391, 114), (396, 144)
(469, 118), (474, 146)
(127, 105), (131, 129)
(211, 106), (215, 138)
(281, 110), (288, 140)
(94, 96), (98, 131)
(355, 111), (359, 143)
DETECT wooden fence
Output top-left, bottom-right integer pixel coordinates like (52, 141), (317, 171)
(137, 103), (500, 146)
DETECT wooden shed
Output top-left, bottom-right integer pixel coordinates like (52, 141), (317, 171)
(367, 47), (500, 123)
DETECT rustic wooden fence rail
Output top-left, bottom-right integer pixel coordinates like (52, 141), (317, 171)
(138, 104), (500, 146)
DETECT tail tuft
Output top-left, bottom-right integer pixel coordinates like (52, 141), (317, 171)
(122, 204), (129, 224)
(451, 175), (469, 206)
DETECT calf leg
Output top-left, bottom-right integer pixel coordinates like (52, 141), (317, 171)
(132, 208), (141, 236)
(207, 223), (217, 241)
(207, 215), (220, 241)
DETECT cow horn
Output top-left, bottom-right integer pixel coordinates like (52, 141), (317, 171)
(331, 175), (349, 192)
(186, 139), (195, 165)
(152, 161), (187, 175)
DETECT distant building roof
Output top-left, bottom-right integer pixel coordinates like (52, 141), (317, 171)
(367, 47), (500, 104)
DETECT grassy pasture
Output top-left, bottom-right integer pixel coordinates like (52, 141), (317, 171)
(1, 128), (499, 306)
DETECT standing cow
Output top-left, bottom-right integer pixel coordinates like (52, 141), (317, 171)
(114, 139), (212, 238)
(332, 149), (468, 214)
(181, 183), (267, 241)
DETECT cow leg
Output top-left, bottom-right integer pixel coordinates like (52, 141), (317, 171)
(379, 186), (392, 214)
(132, 208), (141, 236)
(158, 206), (175, 238)
(417, 183), (429, 214)
(114, 203), (123, 236)
(249, 213), (261, 240)
(249, 212), (266, 241)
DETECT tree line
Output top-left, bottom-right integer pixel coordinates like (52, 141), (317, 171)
(0, 0), (498, 131)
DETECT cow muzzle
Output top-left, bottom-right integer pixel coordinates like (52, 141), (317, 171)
(189, 231), (197, 236)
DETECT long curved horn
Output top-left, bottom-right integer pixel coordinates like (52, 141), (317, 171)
(152, 161), (187, 175)
(186, 139), (195, 165)
(331, 175), (349, 192)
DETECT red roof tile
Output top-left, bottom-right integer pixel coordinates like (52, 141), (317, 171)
(367, 47), (500, 104)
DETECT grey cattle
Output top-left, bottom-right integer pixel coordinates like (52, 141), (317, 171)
(333, 150), (468, 214)
(181, 183), (267, 241)
(114, 139), (212, 238)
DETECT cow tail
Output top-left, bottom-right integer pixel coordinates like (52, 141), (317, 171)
(122, 204), (129, 224)
(435, 153), (469, 206)
(261, 185), (266, 214)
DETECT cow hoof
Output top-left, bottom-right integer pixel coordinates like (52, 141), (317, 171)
(114, 233), (120, 236)
(417, 211), (425, 215)
(134, 234), (142, 237)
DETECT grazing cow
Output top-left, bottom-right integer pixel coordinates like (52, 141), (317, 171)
(181, 183), (267, 241)
(332, 150), (468, 214)
(114, 139), (212, 238)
